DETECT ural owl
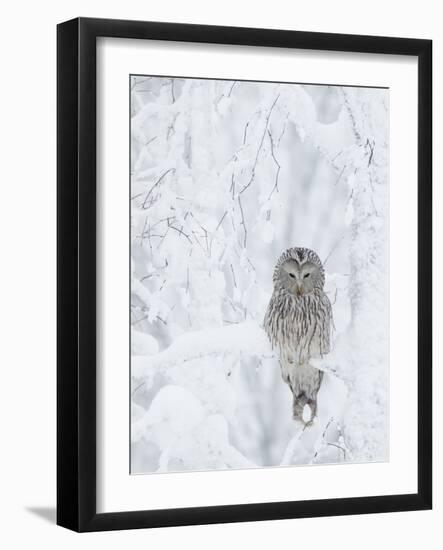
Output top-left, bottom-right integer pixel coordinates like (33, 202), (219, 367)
(264, 247), (332, 423)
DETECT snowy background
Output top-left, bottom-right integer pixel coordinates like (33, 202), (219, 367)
(130, 75), (389, 474)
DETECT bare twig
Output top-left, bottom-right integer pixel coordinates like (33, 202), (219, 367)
(216, 211), (228, 232)
(214, 81), (237, 112)
(146, 222), (152, 252)
(191, 231), (206, 254)
(313, 417), (335, 461)
(277, 113), (289, 146)
(327, 442), (347, 459)
(230, 264), (237, 288)
(334, 164), (346, 186)
(131, 314), (149, 326)
(227, 81), (237, 97)
(243, 121), (249, 145)
(366, 138), (375, 166)
(238, 195), (247, 247)
(267, 130), (281, 200)
(169, 224), (192, 243)
(150, 216), (176, 230)
(280, 424), (309, 465)
(134, 77), (152, 86)
(218, 244), (227, 262)
(323, 234), (346, 266)
(144, 136), (157, 147)
(140, 216), (148, 246)
(246, 257), (256, 272)
(331, 149), (344, 163)
(240, 94), (280, 195)
(131, 381), (146, 396)
(141, 168), (175, 209)
(230, 173), (235, 198)
(131, 192), (145, 201)
(167, 113), (179, 140)
(156, 227), (170, 249)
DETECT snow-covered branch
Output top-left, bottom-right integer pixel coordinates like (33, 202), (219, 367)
(130, 75), (389, 473)
(132, 321), (274, 378)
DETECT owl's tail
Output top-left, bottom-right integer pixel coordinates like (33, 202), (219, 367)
(292, 392), (313, 423)
(290, 369), (323, 424)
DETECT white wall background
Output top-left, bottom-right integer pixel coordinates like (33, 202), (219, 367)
(0, 1), (439, 547)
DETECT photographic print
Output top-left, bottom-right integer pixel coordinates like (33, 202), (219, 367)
(130, 75), (389, 474)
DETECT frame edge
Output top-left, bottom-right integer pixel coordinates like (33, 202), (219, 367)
(417, 39), (432, 510)
(57, 16), (433, 532)
(57, 17), (81, 532)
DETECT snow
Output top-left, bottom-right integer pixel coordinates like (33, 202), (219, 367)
(131, 321), (272, 378)
(131, 329), (159, 356)
(130, 76), (389, 473)
(302, 404), (312, 423)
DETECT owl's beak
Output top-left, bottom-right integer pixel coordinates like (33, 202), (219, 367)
(295, 283), (303, 296)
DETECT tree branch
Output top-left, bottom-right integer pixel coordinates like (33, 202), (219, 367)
(239, 94), (280, 195)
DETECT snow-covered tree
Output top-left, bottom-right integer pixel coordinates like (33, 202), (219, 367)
(130, 76), (389, 473)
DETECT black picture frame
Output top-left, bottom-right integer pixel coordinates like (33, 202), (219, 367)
(57, 17), (432, 532)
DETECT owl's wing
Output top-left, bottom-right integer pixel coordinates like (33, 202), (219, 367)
(318, 293), (333, 356)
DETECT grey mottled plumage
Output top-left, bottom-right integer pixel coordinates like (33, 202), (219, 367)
(264, 247), (332, 423)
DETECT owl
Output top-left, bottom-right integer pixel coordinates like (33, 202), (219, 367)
(264, 247), (332, 424)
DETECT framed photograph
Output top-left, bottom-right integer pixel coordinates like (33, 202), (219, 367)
(57, 17), (432, 532)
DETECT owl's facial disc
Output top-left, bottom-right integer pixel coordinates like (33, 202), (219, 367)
(281, 260), (318, 296)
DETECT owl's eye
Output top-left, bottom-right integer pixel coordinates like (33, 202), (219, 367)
(289, 273), (296, 279)
(304, 273), (310, 278)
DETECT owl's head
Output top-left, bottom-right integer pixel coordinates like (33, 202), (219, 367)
(273, 247), (325, 296)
